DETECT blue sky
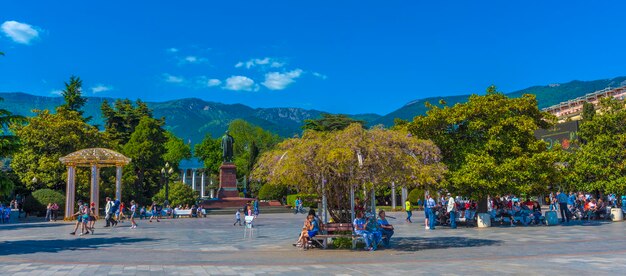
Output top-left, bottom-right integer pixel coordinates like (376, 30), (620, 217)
(1, 1), (626, 115)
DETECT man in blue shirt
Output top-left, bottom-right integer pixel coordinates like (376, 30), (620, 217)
(425, 194), (437, 230)
(557, 191), (570, 223)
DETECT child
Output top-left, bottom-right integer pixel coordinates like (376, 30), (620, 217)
(130, 200), (138, 229)
(234, 209), (242, 226)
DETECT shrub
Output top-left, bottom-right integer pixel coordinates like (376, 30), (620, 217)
(152, 182), (198, 208)
(24, 189), (65, 216)
(286, 194), (318, 208)
(257, 184), (289, 200)
(407, 188), (423, 205)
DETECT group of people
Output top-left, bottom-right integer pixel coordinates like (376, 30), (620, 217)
(69, 197), (140, 235)
(555, 191), (620, 222)
(0, 202), (12, 223)
(45, 202), (60, 222)
(353, 210), (394, 251)
(233, 200), (260, 226)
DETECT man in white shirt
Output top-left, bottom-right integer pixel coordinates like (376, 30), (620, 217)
(446, 194), (457, 229)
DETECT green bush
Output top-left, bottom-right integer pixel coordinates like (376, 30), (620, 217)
(257, 184), (289, 200)
(286, 194), (318, 208)
(407, 188), (423, 205)
(332, 236), (353, 249)
(152, 182), (197, 208)
(24, 189), (65, 216)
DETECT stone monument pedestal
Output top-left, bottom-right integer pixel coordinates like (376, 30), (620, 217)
(219, 163), (239, 198)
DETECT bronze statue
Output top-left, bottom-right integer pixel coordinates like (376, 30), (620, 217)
(221, 130), (235, 163)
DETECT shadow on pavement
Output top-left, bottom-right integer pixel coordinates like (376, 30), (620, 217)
(0, 222), (67, 231)
(0, 237), (155, 256)
(391, 236), (501, 252)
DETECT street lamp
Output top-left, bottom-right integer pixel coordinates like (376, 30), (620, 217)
(161, 162), (174, 206)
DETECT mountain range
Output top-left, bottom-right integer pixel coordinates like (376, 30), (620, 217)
(2, 76), (625, 144)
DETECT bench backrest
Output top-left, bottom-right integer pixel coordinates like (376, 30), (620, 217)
(321, 223), (353, 233)
(175, 209), (192, 215)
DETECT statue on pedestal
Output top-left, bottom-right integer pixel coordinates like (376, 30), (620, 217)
(221, 130), (235, 163)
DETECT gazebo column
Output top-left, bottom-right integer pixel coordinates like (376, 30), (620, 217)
(182, 169), (187, 184)
(192, 169), (197, 191)
(200, 171), (205, 198)
(115, 165), (123, 201)
(90, 164), (100, 217)
(65, 165), (76, 219)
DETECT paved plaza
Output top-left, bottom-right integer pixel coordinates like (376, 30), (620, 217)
(1, 211), (626, 275)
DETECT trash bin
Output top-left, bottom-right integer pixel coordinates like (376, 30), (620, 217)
(544, 210), (558, 225)
(477, 213), (491, 228)
(610, 208), (623, 221)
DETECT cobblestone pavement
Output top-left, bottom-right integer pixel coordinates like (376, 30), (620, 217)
(1, 211), (625, 275)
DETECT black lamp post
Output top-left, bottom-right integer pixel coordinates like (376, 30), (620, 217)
(161, 162), (174, 206)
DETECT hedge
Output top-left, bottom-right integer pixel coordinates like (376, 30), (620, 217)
(286, 194), (318, 208)
(258, 184), (289, 200)
(24, 189), (65, 216)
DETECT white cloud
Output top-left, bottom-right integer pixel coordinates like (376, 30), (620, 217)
(163, 73), (185, 83)
(236, 57), (284, 69)
(50, 89), (63, 96)
(167, 47), (179, 53)
(90, 84), (113, 94)
(180, 55), (208, 64)
(224, 76), (258, 91)
(312, 72), (328, 80)
(262, 69), (303, 90)
(206, 79), (221, 87)
(1, 20), (41, 44)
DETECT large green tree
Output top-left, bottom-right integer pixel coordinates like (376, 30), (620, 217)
(1, 95), (26, 197)
(122, 116), (168, 203)
(566, 97), (626, 193)
(253, 124), (446, 222)
(302, 113), (366, 132)
(163, 131), (191, 168)
(194, 133), (222, 175)
(60, 76), (88, 117)
(101, 99), (152, 149)
(228, 119), (281, 180)
(10, 108), (103, 194)
(407, 86), (560, 211)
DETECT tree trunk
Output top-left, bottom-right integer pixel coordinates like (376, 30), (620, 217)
(477, 196), (488, 213)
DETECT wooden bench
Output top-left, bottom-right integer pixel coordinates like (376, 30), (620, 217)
(311, 223), (362, 249)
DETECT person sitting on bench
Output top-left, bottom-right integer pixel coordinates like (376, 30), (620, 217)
(377, 210), (394, 247)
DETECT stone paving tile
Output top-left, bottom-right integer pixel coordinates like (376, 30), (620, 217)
(1, 212), (626, 274)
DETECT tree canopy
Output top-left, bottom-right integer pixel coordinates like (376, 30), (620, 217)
(252, 123), (446, 222)
(302, 113), (366, 132)
(407, 86), (559, 207)
(60, 76), (88, 118)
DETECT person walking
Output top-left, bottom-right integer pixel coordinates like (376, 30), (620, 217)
(557, 191), (570, 223)
(233, 209), (242, 226)
(425, 194), (436, 230)
(51, 202), (59, 221)
(45, 203), (53, 222)
(405, 199), (412, 223)
(104, 197), (117, 227)
(447, 194), (457, 229)
(149, 201), (160, 222)
(130, 200), (138, 229)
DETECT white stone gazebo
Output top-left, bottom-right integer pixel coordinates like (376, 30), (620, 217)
(59, 148), (131, 219)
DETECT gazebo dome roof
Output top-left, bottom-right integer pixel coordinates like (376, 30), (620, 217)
(59, 148), (131, 167)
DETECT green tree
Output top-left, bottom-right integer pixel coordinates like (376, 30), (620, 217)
(122, 116), (167, 203)
(228, 119), (281, 179)
(302, 113), (365, 132)
(11, 108), (103, 194)
(253, 124), (446, 222)
(407, 86), (559, 212)
(60, 76), (87, 116)
(163, 131), (191, 169)
(566, 97), (626, 193)
(101, 99), (152, 149)
(582, 102), (596, 121)
(152, 182), (198, 207)
(194, 133), (222, 175)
